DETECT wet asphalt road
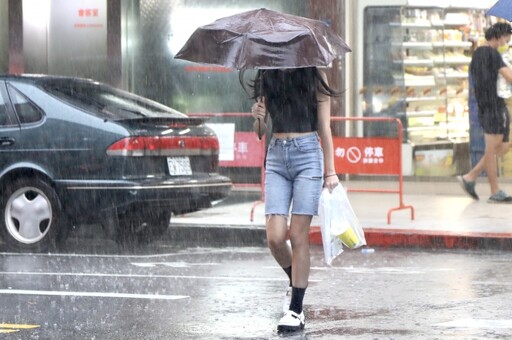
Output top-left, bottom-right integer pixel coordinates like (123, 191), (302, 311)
(0, 230), (512, 339)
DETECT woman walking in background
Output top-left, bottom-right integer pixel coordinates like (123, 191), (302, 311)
(458, 22), (512, 203)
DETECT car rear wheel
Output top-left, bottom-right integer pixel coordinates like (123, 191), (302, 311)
(0, 178), (66, 252)
(102, 207), (171, 247)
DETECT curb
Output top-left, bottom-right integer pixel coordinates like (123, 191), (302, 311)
(168, 224), (512, 251)
(167, 224), (267, 247)
(309, 227), (512, 251)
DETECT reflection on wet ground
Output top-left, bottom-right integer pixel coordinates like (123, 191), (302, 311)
(306, 307), (383, 321)
(1, 229), (512, 338)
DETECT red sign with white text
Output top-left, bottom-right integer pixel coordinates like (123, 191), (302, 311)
(333, 137), (401, 175)
(219, 132), (265, 168)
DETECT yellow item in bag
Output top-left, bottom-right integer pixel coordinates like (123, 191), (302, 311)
(339, 226), (359, 249)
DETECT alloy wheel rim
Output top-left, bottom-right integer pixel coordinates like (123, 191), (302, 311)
(5, 186), (52, 244)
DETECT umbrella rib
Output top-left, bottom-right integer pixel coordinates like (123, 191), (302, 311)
(305, 24), (325, 60)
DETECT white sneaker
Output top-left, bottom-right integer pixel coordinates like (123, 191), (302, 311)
(277, 310), (305, 332)
(282, 286), (292, 313)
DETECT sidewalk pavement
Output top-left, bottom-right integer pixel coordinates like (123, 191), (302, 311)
(170, 179), (512, 251)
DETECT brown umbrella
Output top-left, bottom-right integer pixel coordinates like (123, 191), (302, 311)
(174, 8), (351, 69)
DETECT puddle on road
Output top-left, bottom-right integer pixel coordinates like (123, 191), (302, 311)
(305, 306), (382, 321)
(303, 307), (414, 337)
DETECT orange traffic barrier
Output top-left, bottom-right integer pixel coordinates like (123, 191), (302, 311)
(250, 116), (414, 224)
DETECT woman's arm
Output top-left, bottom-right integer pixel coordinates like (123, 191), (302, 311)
(316, 70), (339, 192)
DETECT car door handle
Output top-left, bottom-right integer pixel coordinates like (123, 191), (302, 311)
(0, 137), (15, 146)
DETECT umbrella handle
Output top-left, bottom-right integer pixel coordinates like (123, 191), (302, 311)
(257, 75), (266, 140)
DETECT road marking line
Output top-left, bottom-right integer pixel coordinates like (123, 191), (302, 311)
(0, 323), (39, 329)
(435, 318), (512, 329)
(0, 289), (189, 300)
(130, 262), (221, 268)
(0, 323), (40, 333)
(0, 271), (292, 282)
(0, 248), (268, 258)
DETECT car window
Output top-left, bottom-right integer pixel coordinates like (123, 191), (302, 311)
(43, 80), (187, 120)
(7, 86), (43, 124)
(0, 91), (9, 126)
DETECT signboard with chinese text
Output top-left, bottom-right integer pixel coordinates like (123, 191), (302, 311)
(333, 137), (401, 175)
(48, 0), (107, 77)
(219, 132), (265, 168)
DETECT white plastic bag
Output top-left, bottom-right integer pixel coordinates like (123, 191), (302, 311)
(318, 185), (366, 266)
(498, 54), (512, 99)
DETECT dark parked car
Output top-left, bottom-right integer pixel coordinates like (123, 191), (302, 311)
(0, 75), (232, 252)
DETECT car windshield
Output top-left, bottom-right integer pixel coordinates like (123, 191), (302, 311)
(42, 79), (187, 120)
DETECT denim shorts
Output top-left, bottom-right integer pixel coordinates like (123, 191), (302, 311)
(264, 132), (324, 216)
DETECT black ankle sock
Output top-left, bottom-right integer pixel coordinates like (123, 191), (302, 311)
(282, 266), (292, 286)
(289, 287), (306, 314)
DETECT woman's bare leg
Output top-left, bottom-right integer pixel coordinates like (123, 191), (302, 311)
(288, 214), (313, 288)
(266, 215), (292, 269)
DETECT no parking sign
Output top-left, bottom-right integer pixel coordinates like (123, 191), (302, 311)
(333, 137), (401, 175)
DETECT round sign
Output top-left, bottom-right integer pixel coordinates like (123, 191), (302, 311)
(346, 147), (361, 164)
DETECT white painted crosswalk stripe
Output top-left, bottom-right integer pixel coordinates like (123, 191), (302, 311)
(0, 289), (189, 300)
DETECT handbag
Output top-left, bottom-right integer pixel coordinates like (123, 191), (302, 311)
(318, 185), (366, 266)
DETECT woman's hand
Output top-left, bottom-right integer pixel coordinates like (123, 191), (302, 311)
(251, 97), (266, 121)
(324, 174), (339, 193)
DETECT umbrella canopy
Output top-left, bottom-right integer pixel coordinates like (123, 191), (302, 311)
(487, 0), (512, 21)
(174, 8), (351, 69)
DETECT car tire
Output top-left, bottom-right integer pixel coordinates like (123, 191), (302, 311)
(0, 177), (66, 252)
(102, 208), (171, 247)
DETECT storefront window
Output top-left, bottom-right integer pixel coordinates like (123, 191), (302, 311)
(362, 5), (492, 177)
(133, 0), (308, 116)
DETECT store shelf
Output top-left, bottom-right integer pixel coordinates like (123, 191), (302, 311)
(407, 126), (439, 131)
(394, 77), (436, 87)
(394, 59), (435, 66)
(445, 72), (468, 79)
(390, 22), (432, 28)
(406, 96), (444, 102)
(364, 6), (483, 154)
(433, 41), (472, 48)
(406, 110), (438, 117)
(443, 20), (471, 27)
(393, 42), (434, 49)
(434, 57), (471, 65)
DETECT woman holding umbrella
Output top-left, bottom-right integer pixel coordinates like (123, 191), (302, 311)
(176, 7), (351, 333)
(247, 67), (339, 332)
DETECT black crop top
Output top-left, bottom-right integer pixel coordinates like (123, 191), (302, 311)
(260, 69), (318, 133)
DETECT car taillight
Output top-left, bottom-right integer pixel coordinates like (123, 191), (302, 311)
(106, 136), (220, 157)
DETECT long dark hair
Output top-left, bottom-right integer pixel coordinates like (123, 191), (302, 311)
(239, 67), (340, 101)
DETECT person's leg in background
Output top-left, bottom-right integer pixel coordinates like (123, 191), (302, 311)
(482, 133), (504, 195)
(461, 134), (507, 198)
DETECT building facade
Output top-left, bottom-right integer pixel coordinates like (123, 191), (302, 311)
(2, 0), (509, 178)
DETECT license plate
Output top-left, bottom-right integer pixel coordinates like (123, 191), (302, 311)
(167, 157), (192, 176)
